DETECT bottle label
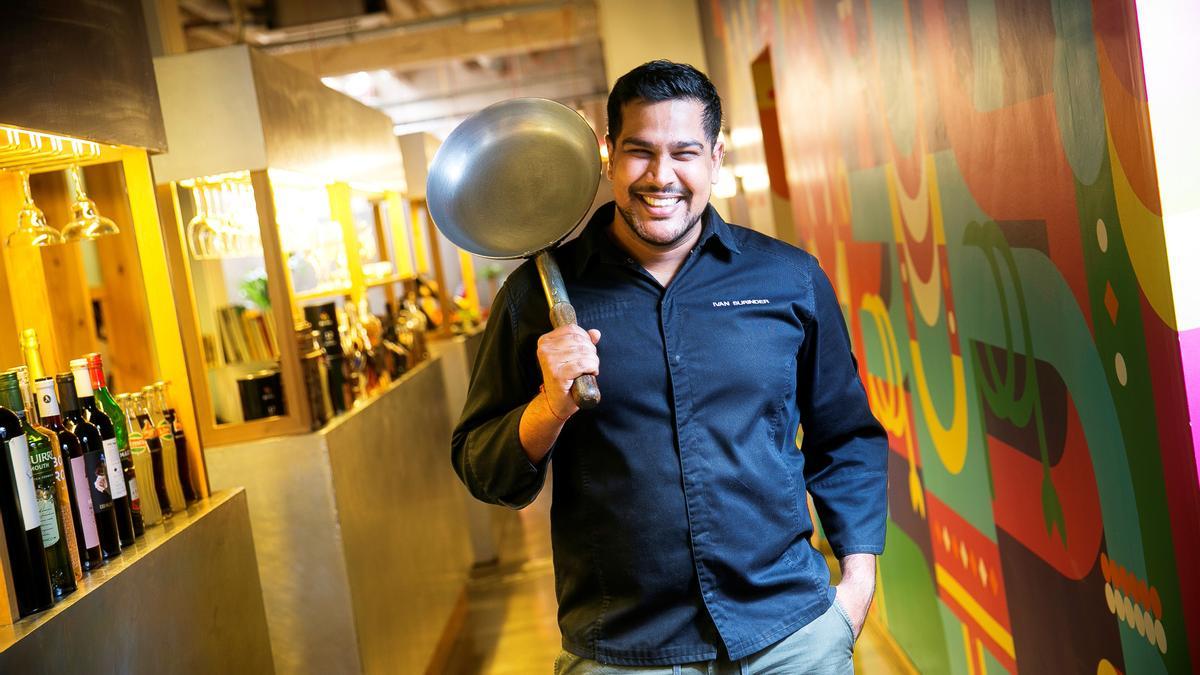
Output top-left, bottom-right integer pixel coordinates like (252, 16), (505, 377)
(51, 445), (68, 489)
(37, 488), (60, 547)
(35, 386), (60, 418)
(128, 476), (140, 504)
(84, 449), (113, 511)
(69, 456), (99, 548)
(129, 433), (149, 454)
(6, 436), (40, 531)
(101, 438), (127, 499)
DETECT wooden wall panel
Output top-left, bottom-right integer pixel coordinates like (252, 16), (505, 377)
(85, 163), (156, 392)
(30, 171), (100, 371)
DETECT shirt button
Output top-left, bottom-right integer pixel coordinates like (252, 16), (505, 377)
(674, 354), (681, 364)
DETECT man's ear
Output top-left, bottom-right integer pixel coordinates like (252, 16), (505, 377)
(604, 135), (615, 179)
(710, 139), (726, 184)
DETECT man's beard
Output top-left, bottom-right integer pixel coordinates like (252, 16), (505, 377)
(616, 201), (703, 249)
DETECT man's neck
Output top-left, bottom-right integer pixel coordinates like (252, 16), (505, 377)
(608, 213), (703, 287)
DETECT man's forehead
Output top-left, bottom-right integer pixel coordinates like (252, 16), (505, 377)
(616, 98), (709, 145)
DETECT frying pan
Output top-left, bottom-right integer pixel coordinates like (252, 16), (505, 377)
(427, 98), (602, 409)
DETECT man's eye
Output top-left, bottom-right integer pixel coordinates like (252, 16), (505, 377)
(626, 149), (652, 157)
(674, 152), (700, 160)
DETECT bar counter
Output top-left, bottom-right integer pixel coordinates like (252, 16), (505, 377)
(0, 489), (274, 673)
(205, 347), (476, 674)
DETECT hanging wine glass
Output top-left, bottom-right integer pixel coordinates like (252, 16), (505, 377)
(6, 170), (63, 248)
(61, 165), (119, 242)
(186, 184), (218, 259)
(214, 180), (240, 257)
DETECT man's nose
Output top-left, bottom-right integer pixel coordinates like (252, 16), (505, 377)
(643, 154), (675, 187)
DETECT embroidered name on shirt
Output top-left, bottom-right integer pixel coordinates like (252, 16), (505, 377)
(712, 299), (770, 307)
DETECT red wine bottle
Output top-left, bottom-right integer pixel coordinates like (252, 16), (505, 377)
(56, 369), (122, 554)
(0, 372), (54, 617)
(36, 376), (103, 570)
(38, 374), (121, 559)
(69, 360), (135, 545)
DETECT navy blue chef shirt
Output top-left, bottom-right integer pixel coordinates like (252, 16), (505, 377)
(452, 202), (888, 666)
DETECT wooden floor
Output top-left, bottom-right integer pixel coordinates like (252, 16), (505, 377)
(443, 488), (913, 674)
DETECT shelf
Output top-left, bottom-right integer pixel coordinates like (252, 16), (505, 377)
(0, 125), (105, 172)
(0, 489), (273, 671)
(293, 285), (353, 303)
(364, 273), (414, 288)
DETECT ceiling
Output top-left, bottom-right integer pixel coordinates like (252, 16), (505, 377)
(174, 0), (605, 137)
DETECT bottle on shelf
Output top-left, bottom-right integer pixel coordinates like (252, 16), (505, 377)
(6, 366), (37, 425)
(20, 331), (84, 584)
(306, 303), (349, 415)
(0, 372), (55, 617)
(396, 282), (428, 367)
(117, 393), (162, 526)
(141, 386), (186, 512)
(49, 372), (114, 562)
(152, 381), (196, 503)
(84, 353), (143, 536)
(128, 392), (172, 519)
(70, 357), (136, 540)
(36, 372), (106, 566)
(380, 302), (407, 379)
(15, 389), (75, 597)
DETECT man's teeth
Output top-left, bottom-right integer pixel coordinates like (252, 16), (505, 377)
(641, 195), (681, 207)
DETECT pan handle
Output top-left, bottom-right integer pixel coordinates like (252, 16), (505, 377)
(535, 251), (601, 410)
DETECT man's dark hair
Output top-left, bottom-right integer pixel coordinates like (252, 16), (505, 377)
(607, 60), (723, 147)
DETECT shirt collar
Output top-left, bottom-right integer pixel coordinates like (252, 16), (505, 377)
(570, 201), (741, 271)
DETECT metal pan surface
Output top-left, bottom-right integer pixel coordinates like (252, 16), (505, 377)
(426, 98), (601, 259)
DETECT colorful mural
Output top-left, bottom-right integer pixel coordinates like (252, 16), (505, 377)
(699, 1), (1199, 673)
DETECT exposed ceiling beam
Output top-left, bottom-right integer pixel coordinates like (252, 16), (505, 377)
(385, 0), (420, 20)
(266, 3), (596, 78)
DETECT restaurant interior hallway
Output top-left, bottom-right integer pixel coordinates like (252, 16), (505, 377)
(443, 479), (915, 674)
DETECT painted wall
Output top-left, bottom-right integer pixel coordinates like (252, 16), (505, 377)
(698, 1), (1199, 673)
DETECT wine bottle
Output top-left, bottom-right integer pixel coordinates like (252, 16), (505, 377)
(14, 388), (76, 596)
(0, 372), (54, 617)
(59, 373), (122, 558)
(84, 353), (143, 536)
(142, 386), (186, 512)
(154, 381), (196, 502)
(20, 330), (83, 584)
(34, 376), (103, 570)
(131, 392), (176, 517)
(121, 393), (167, 521)
(36, 374), (112, 564)
(69, 360), (135, 546)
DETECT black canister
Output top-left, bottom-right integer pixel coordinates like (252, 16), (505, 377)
(295, 321), (333, 429)
(237, 369), (286, 421)
(303, 303), (348, 414)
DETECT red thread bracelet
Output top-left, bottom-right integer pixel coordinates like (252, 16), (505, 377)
(539, 384), (569, 422)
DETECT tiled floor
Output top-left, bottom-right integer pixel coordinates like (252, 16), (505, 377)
(444, 488), (913, 674)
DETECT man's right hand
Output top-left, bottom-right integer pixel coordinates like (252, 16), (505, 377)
(536, 324), (601, 421)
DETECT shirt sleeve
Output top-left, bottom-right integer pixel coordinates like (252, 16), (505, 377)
(797, 256), (889, 558)
(451, 281), (551, 509)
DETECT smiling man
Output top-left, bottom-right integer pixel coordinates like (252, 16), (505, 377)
(453, 61), (888, 674)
